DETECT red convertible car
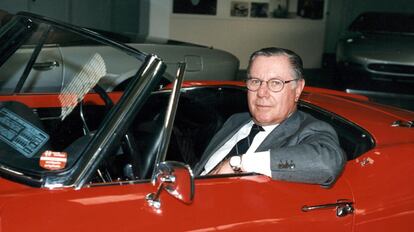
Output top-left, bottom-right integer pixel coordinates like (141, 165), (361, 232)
(0, 12), (413, 232)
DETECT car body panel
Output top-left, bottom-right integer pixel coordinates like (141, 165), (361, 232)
(343, 144), (414, 231)
(128, 43), (239, 81)
(337, 34), (414, 76)
(0, 174), (354, 232)
(0, 84), (413, 231)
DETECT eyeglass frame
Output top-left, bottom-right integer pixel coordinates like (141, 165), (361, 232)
(245, 77), (300, 92)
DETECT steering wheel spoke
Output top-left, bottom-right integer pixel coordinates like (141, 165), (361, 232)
(79, 84), (142, 182)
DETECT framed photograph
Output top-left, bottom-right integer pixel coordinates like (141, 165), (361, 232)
(231, 1), (249, 17)
(250, 2), (269, 18)
(173, 0), (217, 15)
(297, 0), (324, 19)
(270, 0), (289, 18)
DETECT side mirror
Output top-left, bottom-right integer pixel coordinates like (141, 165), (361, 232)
(146, 161), (194, 209)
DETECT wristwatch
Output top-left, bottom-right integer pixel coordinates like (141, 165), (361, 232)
(229, 155), (243, 172)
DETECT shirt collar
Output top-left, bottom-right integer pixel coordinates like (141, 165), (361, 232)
(262, 124), (278, 132)
(251, 109), (297, 132)
(249, 121), (278, 132)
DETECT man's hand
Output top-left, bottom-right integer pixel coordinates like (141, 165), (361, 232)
(209, 159), (236, 175)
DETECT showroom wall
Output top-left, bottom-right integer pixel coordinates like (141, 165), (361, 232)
(1, 0), (412, 69)
(166, 0), (414, 69)
(0, 0), (149, 35)
(168, 0), (326, 69)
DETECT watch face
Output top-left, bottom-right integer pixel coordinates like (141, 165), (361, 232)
(230, 156), (242, 168)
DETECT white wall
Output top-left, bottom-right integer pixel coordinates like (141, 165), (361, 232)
(149, 0), (171, 38)
(168, 0), (327, 69)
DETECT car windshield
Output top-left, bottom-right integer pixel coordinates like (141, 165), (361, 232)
(0, 13), (168, 186)
(349, 12), (414, 35)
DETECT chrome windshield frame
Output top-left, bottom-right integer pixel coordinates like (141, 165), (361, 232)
(0, 12), (165, 189)
(151, 62), (186, 184)
(43, 54), (166, 189)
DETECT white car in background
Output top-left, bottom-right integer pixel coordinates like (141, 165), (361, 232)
(336, 11), (414, 84)
(0, 12), (239, 93)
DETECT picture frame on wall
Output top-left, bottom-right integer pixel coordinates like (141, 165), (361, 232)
(231, 1), (249, 17)
(173, 0), (217, 15)
(250, 2), (269, 18)
(269, 0), (289, 18)
(297, 0), (324, 19)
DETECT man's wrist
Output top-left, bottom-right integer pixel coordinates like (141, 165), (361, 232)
(241, 151), (272, 176)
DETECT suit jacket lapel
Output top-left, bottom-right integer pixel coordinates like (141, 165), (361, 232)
(256, 110), (300, 152)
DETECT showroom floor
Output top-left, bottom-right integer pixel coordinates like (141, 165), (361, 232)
(238, 68), (414, 111)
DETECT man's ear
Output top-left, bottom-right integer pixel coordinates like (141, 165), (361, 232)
(295, 79), (305, 99)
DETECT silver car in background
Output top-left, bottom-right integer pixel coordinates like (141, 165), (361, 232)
(0, 12), (239, 93)
(336, 12), (414, 84)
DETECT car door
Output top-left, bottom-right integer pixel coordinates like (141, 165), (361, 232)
(1, 170), (354, 232)
(342, 145), (414, 232)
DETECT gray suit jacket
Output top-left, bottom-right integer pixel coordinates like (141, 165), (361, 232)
(194, 110), (346, 186)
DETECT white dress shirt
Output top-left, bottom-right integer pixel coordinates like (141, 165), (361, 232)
(202, 121), (278, 176)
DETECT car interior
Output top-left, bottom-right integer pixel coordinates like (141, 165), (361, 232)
(0, 85), (375, 184)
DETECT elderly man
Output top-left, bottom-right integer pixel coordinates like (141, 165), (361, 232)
(194, 47), (345, 186)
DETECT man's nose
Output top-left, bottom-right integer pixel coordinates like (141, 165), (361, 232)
(257, 81), (270, 97)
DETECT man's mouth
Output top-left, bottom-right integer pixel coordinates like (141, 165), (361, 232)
(256, 104), (271, 108)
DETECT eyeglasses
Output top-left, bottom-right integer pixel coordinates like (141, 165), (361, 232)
(246, 78), (299, 92)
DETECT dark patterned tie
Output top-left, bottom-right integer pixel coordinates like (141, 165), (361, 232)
(227, 124), (264, 157)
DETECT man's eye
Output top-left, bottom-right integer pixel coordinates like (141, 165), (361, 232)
(269, 80), (282, 87)
(251, 79), (261, 85)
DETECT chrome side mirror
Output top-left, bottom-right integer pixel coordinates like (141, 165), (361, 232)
(146, 161), (194, 209)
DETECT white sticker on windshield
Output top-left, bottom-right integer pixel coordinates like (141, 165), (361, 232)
(59, 53), (107, 120)
(0, 107), (49, 158)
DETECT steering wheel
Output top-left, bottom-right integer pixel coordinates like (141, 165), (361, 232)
(79, 84), (142, 181)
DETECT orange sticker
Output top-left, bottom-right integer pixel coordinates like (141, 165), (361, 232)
(39, 151), (68, 170)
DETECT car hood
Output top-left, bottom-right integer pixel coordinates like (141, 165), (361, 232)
(340, 34), (414, 64)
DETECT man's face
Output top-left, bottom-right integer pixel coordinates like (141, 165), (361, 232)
(247, 55), (305, 126)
